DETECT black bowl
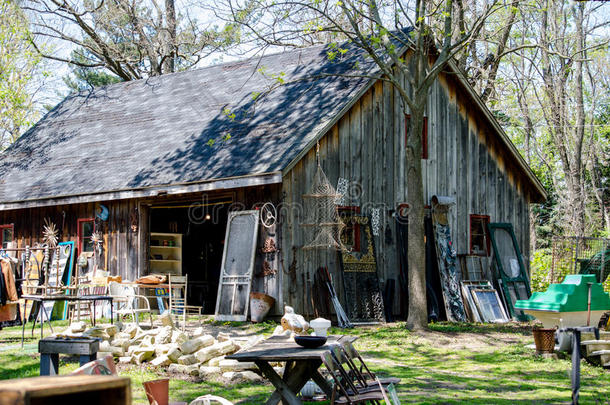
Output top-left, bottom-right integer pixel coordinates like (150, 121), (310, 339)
(294, 335), (327, 348)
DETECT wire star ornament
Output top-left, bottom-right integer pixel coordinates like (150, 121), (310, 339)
(42, 218), (59, 247)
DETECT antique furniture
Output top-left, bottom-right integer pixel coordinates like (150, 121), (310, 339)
(226, 335), (355, 405)
(108, 281), (153, 327)
(38, 337), (100, 376)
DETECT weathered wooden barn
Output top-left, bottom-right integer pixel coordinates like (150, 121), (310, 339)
(0, 44), (545, 318)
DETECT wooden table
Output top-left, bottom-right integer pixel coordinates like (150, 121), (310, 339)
(21, 295), (114, 345)
(226, 335), (355, 405)
(0, 375), (131, 405)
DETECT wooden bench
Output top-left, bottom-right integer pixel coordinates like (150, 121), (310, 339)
(38, 337), (100, 376)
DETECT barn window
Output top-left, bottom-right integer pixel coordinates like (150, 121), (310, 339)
(470, 215), (491, 256)
(405, 114), (429, 159)
(0, 224), (13, 249)
(338, 206), (361, 252)
(78, 218), (95, 253)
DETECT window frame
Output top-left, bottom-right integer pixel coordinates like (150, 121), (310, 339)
(77, 218), (96, 254)
(469, 214), (491, 256)
(405, 114), (429, 159)
(0, 224), (14, 249)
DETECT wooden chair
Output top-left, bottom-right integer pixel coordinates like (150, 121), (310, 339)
(320, 351), (385, 404)
(168, 274), (202, 331)
(108, 281), (153, 327)
(340, 340), (400, 386)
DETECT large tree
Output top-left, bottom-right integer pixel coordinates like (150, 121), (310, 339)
(494, 0), (610, 241)
(217, 0), (509, 329)
(0, 0), (44, 149)
(23, 0), (240, 82)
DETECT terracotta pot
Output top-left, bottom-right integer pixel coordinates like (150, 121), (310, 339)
(250, 292), (275, 323)
(532, 328), (556, 354)
(143, 378), (169, 405)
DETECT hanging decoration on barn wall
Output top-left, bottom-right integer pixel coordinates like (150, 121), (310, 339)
(335, 177), (349, 205)
(339, 213), (385, 323)
(302, 163), (345, 251)
(42, 218), (59, 248)
(130, 207), (138, 233)
(96, 204), (109, 221)
(431, 196), (467, 322)
(371, 208), (381, 236)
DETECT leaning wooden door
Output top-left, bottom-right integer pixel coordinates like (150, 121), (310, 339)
(214, 210), (260, 321)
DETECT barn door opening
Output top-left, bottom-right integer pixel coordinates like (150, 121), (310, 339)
(149, 195), (232, 314)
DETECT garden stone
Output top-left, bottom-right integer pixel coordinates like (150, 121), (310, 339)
(168, 364), (187, 374)
(69, 321), (87, 333)
(133, 349), (154, 364)
(85, 327), (110, 340)
(217, 340), (239, 355)
(155, 344), (170, 357)
(96, 351), (112, 359)
(112, 338), (130, 350)
(216, 332), (231, 342)
(172, 330), (188, 344)
(114, 331), (131, 341)
(141, 335), (154, 347)
(185, 364), (200, 376)
(105, 325), (118, 337)
(178, 354), (198, 365)
(219, 359), (256, 372)
(159, 312), (174, 327)
(156, 326), (173, 344)
(167, 345), (182, 362)
(123, 324), (139, 339)
(180, 335), (214, 354)
(199, 366), (222, 379)
(222, 371), (263, 383)
(208, 356), (225, 367)
(150, 355), (172, 367)
(195, 345), (221, 363)
(240, 371), (263, 383)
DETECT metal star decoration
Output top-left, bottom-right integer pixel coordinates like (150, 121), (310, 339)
(42, 218), (59, 247)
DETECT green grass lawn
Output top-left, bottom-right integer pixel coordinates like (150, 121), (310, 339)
(1, 320), (609, 404)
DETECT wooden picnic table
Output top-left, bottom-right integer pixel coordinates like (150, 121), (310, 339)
(226, 334), (356, 405)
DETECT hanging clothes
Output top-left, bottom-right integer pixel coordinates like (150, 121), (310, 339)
(1, 260), (18, 302)
(0, 259), (19, 325)
(0, 265), (6, 306)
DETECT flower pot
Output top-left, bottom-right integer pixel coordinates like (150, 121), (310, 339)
(250, 292), (275, 323)
(532, 328), (556, 354)
(143, 378), (169, 405)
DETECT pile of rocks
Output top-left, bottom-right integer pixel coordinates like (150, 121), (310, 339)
(59, 314), (269, 382)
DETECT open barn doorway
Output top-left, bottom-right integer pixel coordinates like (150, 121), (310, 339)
(149, 195), (232, 314)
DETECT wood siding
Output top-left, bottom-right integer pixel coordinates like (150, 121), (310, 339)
(281, 71), (533, 316)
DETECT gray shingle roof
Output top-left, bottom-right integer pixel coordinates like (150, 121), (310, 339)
(0, 44), (375, 204)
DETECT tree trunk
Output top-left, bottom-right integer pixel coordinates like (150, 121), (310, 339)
(164, 0), (177, 73)
(405, 105), (427, 330)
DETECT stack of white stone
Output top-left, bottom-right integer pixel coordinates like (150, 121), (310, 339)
(58, 313), (267, 382)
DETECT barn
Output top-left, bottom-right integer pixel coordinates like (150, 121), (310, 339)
(0, 43), (545, 320)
